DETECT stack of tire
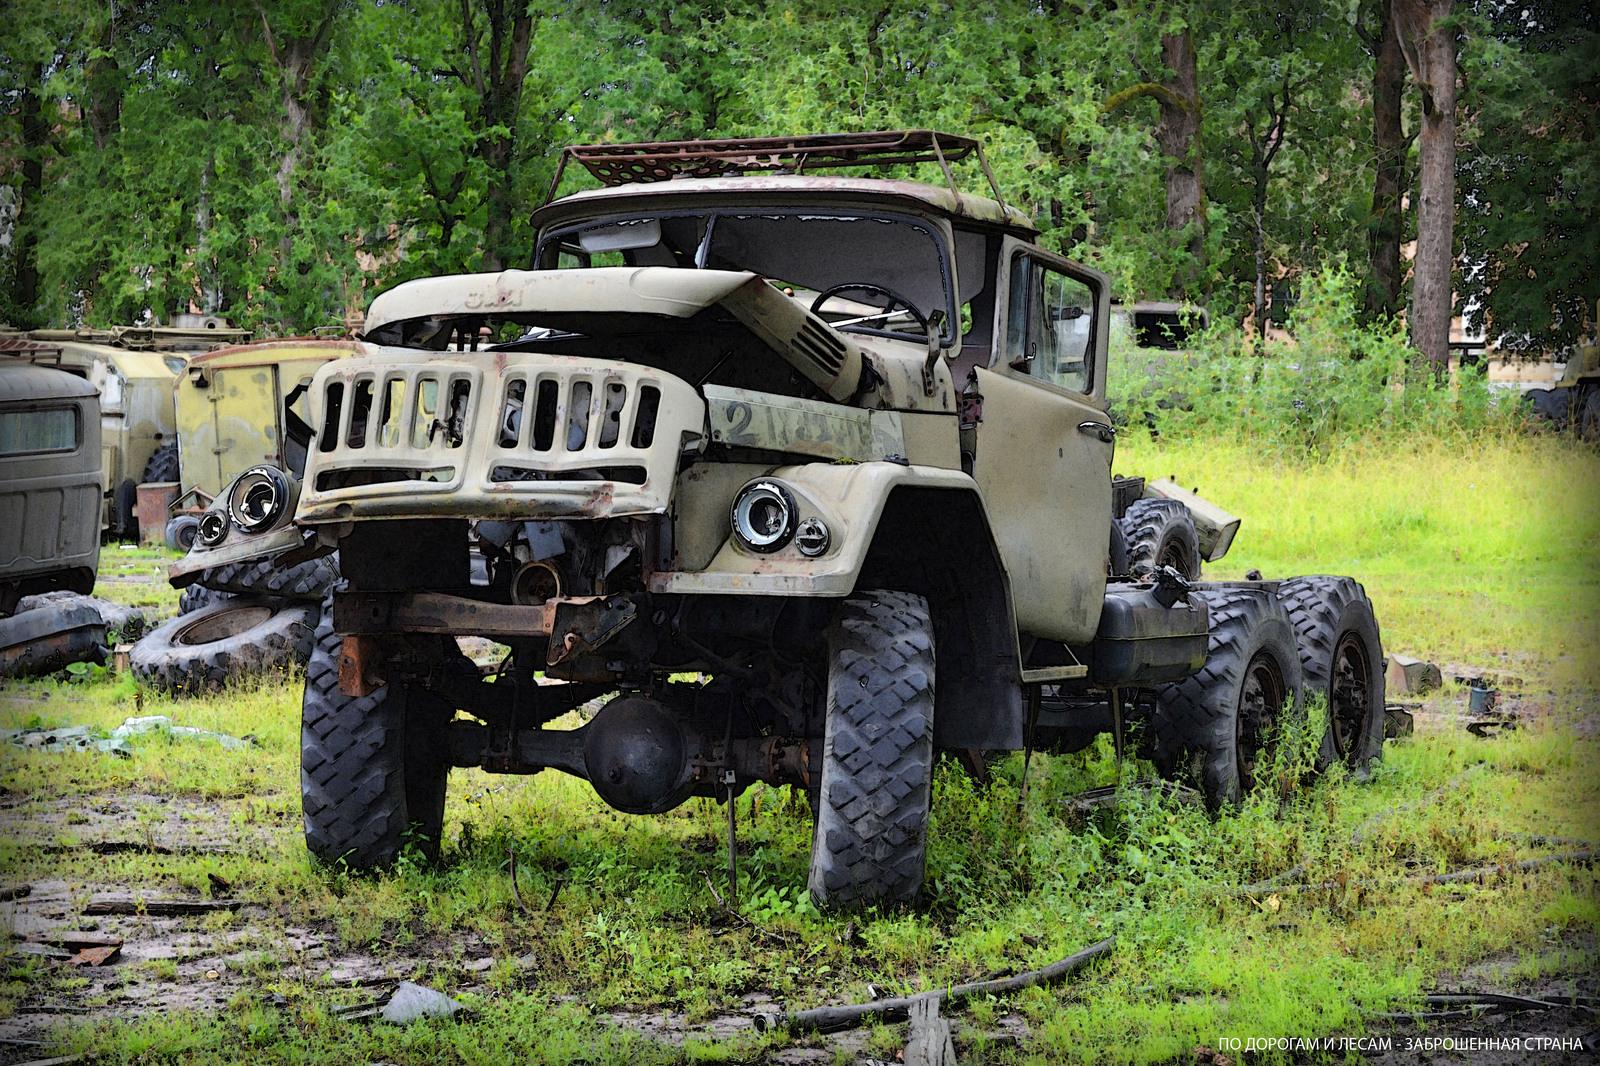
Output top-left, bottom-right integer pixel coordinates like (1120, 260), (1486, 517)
(130, 555), (339, 696)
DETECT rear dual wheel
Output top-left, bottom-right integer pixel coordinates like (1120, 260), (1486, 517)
(1150, 588), (1304, 807)
(1277, 576), (1384, 773)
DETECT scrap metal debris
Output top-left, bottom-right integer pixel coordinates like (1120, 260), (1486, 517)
(380, 981), (463, 1024)
(83, 895), (242, 916)
(1, 715), (254, 757)
(1385, 653), (1442, 695)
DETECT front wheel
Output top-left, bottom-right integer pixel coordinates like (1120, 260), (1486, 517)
(300, 599), (450, 869)
(807, 590), (936, 911)
(1150, 588), (1305, 807)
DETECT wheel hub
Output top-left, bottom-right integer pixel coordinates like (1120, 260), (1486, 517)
(1236, 651), (1287, 793)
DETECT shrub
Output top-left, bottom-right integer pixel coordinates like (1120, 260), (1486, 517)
(1110, 265), (1524, 453)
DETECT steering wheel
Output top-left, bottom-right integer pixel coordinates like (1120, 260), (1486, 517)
(809, 283), (930, 336)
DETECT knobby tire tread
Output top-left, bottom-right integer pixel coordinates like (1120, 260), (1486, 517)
(1121, 498), (1202, 580)
(1277, 575), (1385, 772)
(1150, 587), (1303, 808)
(129, 596), (317, 696)
(300, 597), (447, 870)
(808, 590), (936, 911)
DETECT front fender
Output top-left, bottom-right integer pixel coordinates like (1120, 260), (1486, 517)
(167, 466), (313, 588)
(648, 461), (982, 596)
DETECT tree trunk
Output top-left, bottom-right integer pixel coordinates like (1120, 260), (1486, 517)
(1365, 0), (1407, 323)
(11, 63), (48, 328)
(465, 0), (536, 273)
(1394, 0), (1456, 379)
(257, 1), (341, 315)
(1155, 27), (1205, 280)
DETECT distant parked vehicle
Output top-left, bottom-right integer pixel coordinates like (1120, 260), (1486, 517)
(0, 359), (102, 616)
(0, 325), (251, 538)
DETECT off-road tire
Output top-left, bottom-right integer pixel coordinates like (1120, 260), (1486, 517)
(807, 589), (936, 911)
(0, 599), (107, 678)
(165, 514), (200, 552)
(129, 596), (318, 696)
(194, 553), (341, 601)
(1149, 588), (1304, 808)
(1121, 498), (1202, 581)
(178, 583), (232, 615)
(141, 441), (180, 485)
(1109, 518), (1130, 578)
(1579, 385), (1600, 444)
(300, 599), (450, 870)
(1278, 576), (1385, 773)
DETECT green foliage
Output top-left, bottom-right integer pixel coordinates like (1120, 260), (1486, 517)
(1115, 265), (1524, 452)
(1458, 2), (1600, 351)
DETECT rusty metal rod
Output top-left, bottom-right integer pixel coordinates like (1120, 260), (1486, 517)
(754, 936), (1115, 1034)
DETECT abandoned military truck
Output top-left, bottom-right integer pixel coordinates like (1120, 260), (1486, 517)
(171, 131), (1385, 911)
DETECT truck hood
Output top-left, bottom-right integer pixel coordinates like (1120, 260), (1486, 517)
(364, 267), (760, 341)
(363, 267), (875, 405)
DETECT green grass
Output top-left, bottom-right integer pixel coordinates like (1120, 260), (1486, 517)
(1, 431), (1596, 1064)
(1117, 429), (1600, 686)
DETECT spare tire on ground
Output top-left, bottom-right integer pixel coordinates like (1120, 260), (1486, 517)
(0, 598), (108, 678)
(130, 596), (319, 696)
(191, 554), (340, 601)
(18, 591), (153, 642)
(178, 583), (233, 615)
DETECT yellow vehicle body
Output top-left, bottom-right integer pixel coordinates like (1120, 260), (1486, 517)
(175, 340), (365, 504)
(1, 326), (251, 536)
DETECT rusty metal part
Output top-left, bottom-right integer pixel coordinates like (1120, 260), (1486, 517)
(546, 129), (1004, 202)
(546, 596), (637, 666)
(511, 560), (562, 605)
(337, 635), (384, 699)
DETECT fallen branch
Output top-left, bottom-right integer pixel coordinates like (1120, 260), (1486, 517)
(83, 896), (243, 916)
(1281, 850), (1596, 893)
(755, 936), (1115, 1034)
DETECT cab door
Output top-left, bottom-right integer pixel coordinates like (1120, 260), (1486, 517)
(969, 239), (1114, 644)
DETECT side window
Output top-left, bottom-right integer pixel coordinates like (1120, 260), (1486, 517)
(1005, 254), (1095, 395)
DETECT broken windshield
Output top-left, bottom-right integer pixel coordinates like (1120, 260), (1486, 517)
(535, 210), (956, 344)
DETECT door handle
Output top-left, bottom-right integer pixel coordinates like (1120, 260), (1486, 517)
(1077, 421), (1115, 443)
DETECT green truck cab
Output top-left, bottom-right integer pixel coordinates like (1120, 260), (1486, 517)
(172, 132), (1386, 911)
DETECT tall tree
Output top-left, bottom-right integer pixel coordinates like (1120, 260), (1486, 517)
(1105, 19), (1208, 292)
(1457, 0), (1599, 352)
(1359, 0), (1411, 322)
(457, 0), (536, 272)
(1394, 0), (1457, 376)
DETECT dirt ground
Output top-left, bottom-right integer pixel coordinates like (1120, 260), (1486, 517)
(0, 680), (1595, 1064)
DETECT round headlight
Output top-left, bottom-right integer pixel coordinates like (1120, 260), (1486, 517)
(795, 517), (831, 557)
(197, 510), (229, 548)
(229, 466), (289, 533)
(730, 481), (796, 553)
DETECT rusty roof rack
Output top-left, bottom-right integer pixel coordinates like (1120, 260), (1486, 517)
(543, 129), (1007, 212)
(0, 338), (65, 366)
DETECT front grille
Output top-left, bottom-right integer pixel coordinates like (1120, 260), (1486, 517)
(297, 353), (703, 523)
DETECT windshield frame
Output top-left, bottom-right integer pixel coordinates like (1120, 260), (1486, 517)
(533, 207), (960, 346)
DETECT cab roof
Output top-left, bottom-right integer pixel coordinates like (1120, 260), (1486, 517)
(0, 358), (100, 403)
(533, 174), (1037, 236)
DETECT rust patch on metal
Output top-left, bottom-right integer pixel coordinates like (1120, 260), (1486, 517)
(337, 635), (383, 698)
